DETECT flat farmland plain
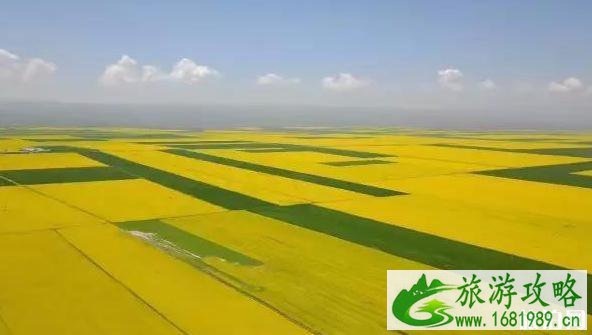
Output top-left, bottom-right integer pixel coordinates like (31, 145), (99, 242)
(0, 127), (590, 335)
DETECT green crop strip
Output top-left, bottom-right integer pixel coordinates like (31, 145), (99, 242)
(164, 149), (405, 197)
(76, 133), (189, 139)
(40, 145), (592, 313)
(250, 204), (592, 313)
(51, 146), (274, 210)
(239, 148), (307, 153)
(322, 159), (394, 167)
(0, 166), (136, 186)
(295, 145), (390, 158)
(433, 143), (592, 158)
(168, 143), (283, 150)
(27, 138), (107, 142)
(135, 140), (251, 145)
(168, 142), (391, 158)
(423, 136), (568, 142)
(431, 143), (536, 153)
(251, 204), (559, 270)
(431, 144), (592, 188)
(284, 143), (391, 158)
(521, 147), (592, 158)
(476, 161), (592, 189)
(119, 220), (262, 266)
(289, 136), (372, 139)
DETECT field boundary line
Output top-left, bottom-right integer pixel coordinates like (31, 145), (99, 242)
(54, 229), (191, 335)
(0, 311), (13, 335)
(0, 175), (112, 224)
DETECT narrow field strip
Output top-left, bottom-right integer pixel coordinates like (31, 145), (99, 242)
(168, 143), (286, 150)
(252, 204), (565, 270)
(476, 161), (592, 189)
(206, 148), (492, 184)
(249, 204), (592, 314)
(31, 179), (225, 223)
(377, 173), (592, 223)
(109, 149), (371, 204)
(0, 166), (136, 185)
(433, 143), (592, 158)
(119, 219), (263, 266)
(103, 150), (319, 205)
(136, 140), (251, 144)
(426, 136), (572, 142)
(0, 152), (105, 170)
(79, 133), (190, 140)
(28, 138), (107, 142)
(168, 142), (391, 158)
(322, 159), (394, 167)
(239, 148), (305, 153)
(164, 149), (404, 197)
(280, 143), (392, 158)
(289, 136), (372, 139)
(341, 143), (587, 168)
(55, 146), (275, 210)
(320, 193), (591, 273)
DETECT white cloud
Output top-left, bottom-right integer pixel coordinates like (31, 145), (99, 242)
(21, 58), (57, 82)
(479, 79), (497, 90)
(0, 49), (20, 80)
(99, 55), (218, 86)
(0, 48), (57, 83)
(548, 77), (583, 93)
(0, 49), (19, 63)
(322, 73), (368, 91)
(99, 55), (140, 86)
(257, 73), (300, 86)
(169, 58), (219, 84)
(438, 68), (463, 91)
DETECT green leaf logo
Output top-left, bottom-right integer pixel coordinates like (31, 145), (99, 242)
(391, 274), (456, 327)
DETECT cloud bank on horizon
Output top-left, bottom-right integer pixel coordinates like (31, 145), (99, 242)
(2, 1), (592, 110)
(2, 47), (591, 103)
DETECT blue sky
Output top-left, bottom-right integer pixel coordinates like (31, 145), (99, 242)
(1, 1), (592, 110)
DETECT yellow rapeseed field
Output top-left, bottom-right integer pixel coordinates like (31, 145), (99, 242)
(31, 179), (225, 222)
(0, 186), (103, 233)
(60, 224), (310, 335)
(0, 153), (105, 170)
(0, 127), (590, 335)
